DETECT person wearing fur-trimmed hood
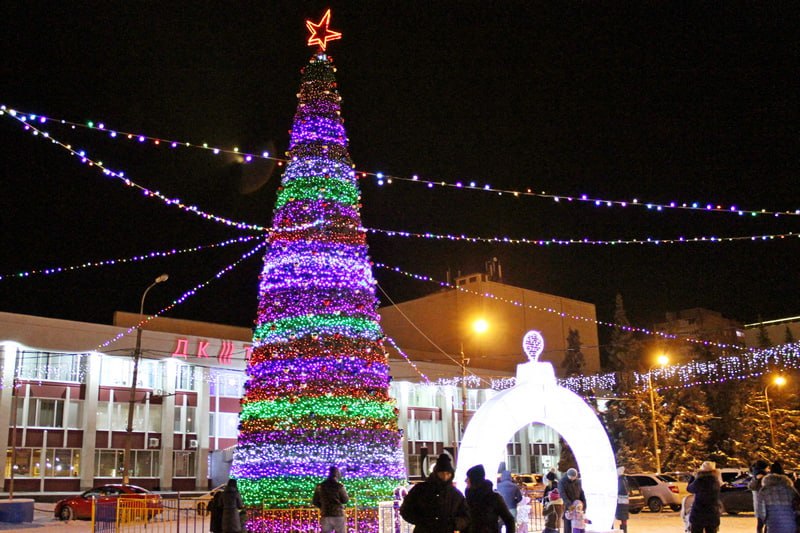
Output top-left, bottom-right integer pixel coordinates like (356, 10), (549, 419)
(757, 461), (800, 533)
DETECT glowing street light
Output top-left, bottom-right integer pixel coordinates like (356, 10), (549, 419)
(122, 273), (168, 485)
(648, 354), (669, 474)
(765, 375), (787, 448)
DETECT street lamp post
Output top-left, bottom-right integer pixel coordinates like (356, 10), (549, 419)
(765, 375), (787, 448)
(456, 319), (489, 454)
(122, 274), (168, 485)
(647, 354), (669, 474)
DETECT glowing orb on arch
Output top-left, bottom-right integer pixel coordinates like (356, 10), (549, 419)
(522, 330), (545, 362)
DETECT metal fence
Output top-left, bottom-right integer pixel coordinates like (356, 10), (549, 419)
(92, 496), (211, 533)
(90, 491), (548, 533)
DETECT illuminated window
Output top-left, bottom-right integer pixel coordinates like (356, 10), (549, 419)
(17, 351), (85, 382)
(176, 365), (196, 391)
(210, 371), (244, 397)
(210, 412), (239, 438)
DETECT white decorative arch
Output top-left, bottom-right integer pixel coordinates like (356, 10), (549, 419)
(454, 360), (618, 532)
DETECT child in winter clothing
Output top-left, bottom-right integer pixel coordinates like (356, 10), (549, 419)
(516, 494), (531, 533)
(542, 488), (563, 533)
(564, 501), (591, 533)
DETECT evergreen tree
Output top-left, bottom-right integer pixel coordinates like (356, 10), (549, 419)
(606, 294), (640, 372)
(229, 47), (404, 531)
(705, 378), (758, 465)
(563, 328), (586, 376)
(601, 381), (658, 472)
(660, 386), (713, 471)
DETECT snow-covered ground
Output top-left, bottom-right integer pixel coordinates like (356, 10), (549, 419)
(0, 504), (756, 533)
(621, 510), (755, 533)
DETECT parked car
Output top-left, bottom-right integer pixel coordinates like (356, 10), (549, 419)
(625, 473), (688, 512)
(54, 484), (163, 521)
(195, 484), (226, 515)
(512, 473), (544, 493)
(624, 475), (646, 514)
(719, 472), (754, 515)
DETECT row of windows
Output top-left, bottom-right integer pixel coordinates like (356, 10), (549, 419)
(12, 397), (240, 438)
(5, 448), (196, 478)
(15, 352), (245, 397)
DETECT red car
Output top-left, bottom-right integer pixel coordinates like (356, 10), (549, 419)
(54, 484), (162, 521)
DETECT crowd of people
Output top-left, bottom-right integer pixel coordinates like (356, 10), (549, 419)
(262, 454), (800, 533)
(398, 454), (592, 533)
(682, 459), (800, 533)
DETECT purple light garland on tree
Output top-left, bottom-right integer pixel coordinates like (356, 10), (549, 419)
(229, 51), (405, 533)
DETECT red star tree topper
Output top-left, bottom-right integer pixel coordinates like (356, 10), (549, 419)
(306, 9), (342, 51)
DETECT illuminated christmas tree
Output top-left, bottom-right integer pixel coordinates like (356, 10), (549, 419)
(230, 11), (406, 532)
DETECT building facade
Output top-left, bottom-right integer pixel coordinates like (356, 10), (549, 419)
(378, 273), (602, 376)
(0, 311), (560, 495)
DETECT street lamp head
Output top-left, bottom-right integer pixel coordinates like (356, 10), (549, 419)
(472, 318), (489, 334)
(774, 375), (787, 387)
(656, 354), (669, 366)
(155, 273), (169, 284)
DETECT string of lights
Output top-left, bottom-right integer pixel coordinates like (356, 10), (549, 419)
(375, 262), (745, 351)
(0, 235), (259, 281)
(366, 227), (799, 247)
(1, 107), (267, 231)
(489, 341), (800, 397)
(4, 104), (799, 219)
(96, 240), (266, 350)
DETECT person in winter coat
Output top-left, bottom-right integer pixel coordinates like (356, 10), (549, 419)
(543, 470), (559, 502)
(542, 488), (563, 533)
(558, 468), (586, 533)
(464, 464), (515, 533)
(747, 459), (770, 533)
(757, 461), (800, 533)
(516, 494), (531, 533)
(686, 461), (721, 533)
(312, 466), (350, 533)
(220, 478), (244, 533)
(564, 501), (591, 533)
(496, 470), (523, 520)
(615, 467), (630, 533)
(400, 453), (470, 533)
(208, 488), (224, 533)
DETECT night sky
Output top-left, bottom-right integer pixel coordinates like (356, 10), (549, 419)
(2, 2), (798, 343)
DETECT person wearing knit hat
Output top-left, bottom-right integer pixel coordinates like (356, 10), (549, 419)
(558, 468), (586, 533)
(400, 453), (469, 533)
(464, 464), (515, 533)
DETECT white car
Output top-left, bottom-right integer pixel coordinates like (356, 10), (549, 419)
(625, 473), (688, 512)
(195, 484), (226, 515)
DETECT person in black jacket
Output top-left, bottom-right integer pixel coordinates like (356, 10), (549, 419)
(464, 464), (515, 533)
(558, 469), (586, 533)
(400, 453), (470, 533)
(312, 466), (350, 533)
(687, 461), (721, 533)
